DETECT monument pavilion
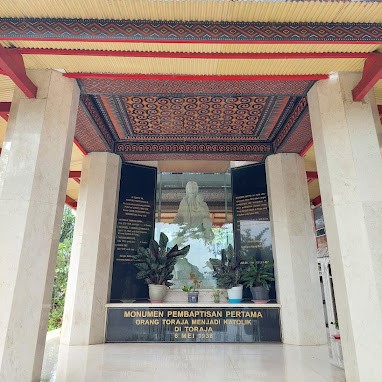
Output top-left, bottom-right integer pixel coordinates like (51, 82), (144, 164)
(0, 1), (382, 381)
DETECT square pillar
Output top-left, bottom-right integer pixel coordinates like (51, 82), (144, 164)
(61, 152), (121, 346)
(266, 153), (327, 345)
(0, 70), (80, 381)
(308, 72), (382, 382)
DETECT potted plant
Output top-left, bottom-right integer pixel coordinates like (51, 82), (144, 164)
(182, 273), (201, 303)
(212, 288), (225, 303)
(209, 244), (244, 303)
(241, 261), (274, 303)
(133, 233), (190, 302)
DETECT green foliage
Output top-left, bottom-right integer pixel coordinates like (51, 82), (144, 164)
(209, 244), (243, 289)
(48, 206), (75, 331)
(241, 261), (274, 290)
(59, 206), (75, 243)
(134, 232), (190, 287)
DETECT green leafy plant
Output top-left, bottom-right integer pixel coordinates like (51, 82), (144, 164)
(212, 288), (226, 297)
(134, 233), (190, 287)
(241, 261), (274, 290)
(209, 244), (243, 289)
(48, 206), (75, 331)
(182, 272), (201, 292)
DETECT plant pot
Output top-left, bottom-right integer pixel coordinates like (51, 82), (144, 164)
(148, 284), (167, 303)
(188, 291), (199, 303)
(227, 285), (243, 303)
(250, 286), (269, 303)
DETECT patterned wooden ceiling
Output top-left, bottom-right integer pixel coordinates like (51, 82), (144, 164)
(75, 78), (314, 162)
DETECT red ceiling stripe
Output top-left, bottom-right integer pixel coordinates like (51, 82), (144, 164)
(69, 171), (81, 178)
(15, 48), (370, 60)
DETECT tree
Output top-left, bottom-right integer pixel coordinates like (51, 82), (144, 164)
(48, 206), (75, 330)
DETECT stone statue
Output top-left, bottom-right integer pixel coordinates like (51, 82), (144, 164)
(173, 181), (214, 240)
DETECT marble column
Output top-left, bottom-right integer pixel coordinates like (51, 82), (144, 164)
(0, 70), (80, 381)
(308, 72), (382, 382)
(265, 153), (327, 345)
(61, 152), (121, 346)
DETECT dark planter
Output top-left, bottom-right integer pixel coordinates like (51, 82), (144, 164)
(188, 291), (199, 303)
(250, 287), (269, 303)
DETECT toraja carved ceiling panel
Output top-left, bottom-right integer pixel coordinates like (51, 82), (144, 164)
(0, 19), (381, 43)
(121, 95), (268, 137)
(74, 78), (314, 161)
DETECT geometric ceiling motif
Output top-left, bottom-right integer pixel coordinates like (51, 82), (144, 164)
(75, 78), (314, 162)
(78, 78), (315, 96)
(0, 19), (381, 43)
(120, 95), (269, 137)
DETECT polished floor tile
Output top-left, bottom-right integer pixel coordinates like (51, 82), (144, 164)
(40, 334), (345, 382)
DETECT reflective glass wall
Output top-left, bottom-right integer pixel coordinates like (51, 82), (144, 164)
(155, 172), (233, 289)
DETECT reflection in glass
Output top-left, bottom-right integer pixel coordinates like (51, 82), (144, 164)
(155, 223), (233, 289)
(155, 172), (233, 289)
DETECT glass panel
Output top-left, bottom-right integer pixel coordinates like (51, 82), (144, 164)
(155, 172), (233, 289)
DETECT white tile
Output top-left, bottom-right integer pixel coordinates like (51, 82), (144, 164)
(41, 333), (345, 382)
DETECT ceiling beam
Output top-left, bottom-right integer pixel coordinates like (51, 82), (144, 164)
(0, 45), (37, 98)
(65, 73), (328, 81)
(69, 171), (81, 178)
(306, 171), (318, 180)
(352, 53), (382, 101)
(73, 138), (88, 155)
(0, 101), (11, 121)
(65, 195), (77, 209)
(15, 48), (370, 60)
(311, 195), (322, 207)
(299, 140), (313, 157)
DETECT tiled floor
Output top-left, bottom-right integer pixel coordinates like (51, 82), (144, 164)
(41, 333), (346, 382)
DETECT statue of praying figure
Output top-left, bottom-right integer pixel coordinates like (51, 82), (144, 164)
(173, 181), (214, 240)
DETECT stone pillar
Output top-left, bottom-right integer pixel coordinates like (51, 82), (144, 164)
(308, 72), (382, 382)
(61, 152), (121, 346)
(265, 153), (327, 345)
(0, 70), (80, 381)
